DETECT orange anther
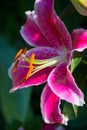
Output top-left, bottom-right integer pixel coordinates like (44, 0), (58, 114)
(13, 60), (19, 72)
(23, 48), (28, 55)
(25, 53), (35, 79)
(13, 48), (28, 72)
(20, 53), (35, 84)
(29, 53), (35, 67)
(26, 54), (35, 80)
(14, 49), (23, 61)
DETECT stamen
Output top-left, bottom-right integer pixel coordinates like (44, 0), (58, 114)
(13, 60), (19, 72)
(20, 54), (66, 84)
(13, 48), (28, 72)
(14, 48), (28, 62)
(26, 53), (35, 79)
(15, 51), (67, 84)
(20, 53), (35, 84)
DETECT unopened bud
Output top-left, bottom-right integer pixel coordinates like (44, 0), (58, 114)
(70, 0), (87, 16)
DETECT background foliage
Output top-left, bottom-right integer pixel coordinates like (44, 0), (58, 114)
(0, 0), (87, 130)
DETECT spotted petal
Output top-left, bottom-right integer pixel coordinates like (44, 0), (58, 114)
(34, 0), (72, 50)
(8, 47), (58, 92)
(71, 29), (87, 52)
(20, 11), (51, 47)
(41, 84), (68, 125)
(48, 62), (85, 106)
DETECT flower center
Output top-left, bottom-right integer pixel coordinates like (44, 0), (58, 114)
(13, 48), (67, 84)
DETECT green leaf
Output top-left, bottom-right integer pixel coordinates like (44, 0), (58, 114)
(24, 116), (42, 130)
(68, 63), (87, 127)
(68, 104), (87, 127)
(60, 4), (74, 18)
(0, 37), (32, 123)
(71, 52), (82, 73)
(72, 105), (78, 117)
(63, 102), (75, 120)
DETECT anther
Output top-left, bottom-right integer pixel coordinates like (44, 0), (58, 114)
(20, 53), (35, 84)
(14, 48), (28, 62)
(14, 49), (23, 62)
(13, 48), (28, 72)
(22, 48), (28, 55)
(13, 60), (19, 72)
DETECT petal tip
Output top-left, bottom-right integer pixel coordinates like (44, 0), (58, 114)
(62, 115), (69, 125)
(25, 10), (31, 15)
(9, 87), (17, 93)
(25, 10), (35, 16)
(79, 100), (85, 106)
(9, 89), (14, 93)
(75, 95), (85, 106)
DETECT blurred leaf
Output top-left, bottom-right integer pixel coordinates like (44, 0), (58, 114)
(68, 104), (87, 127)
(73, 63), (87, 90)
(0, 37), (32, 123)
(24, 116), (42, 130)
(63, 11), (83, 33)
(68, 63), (87, 126)
(72, 105), (78, 117)
(63, 57), (87, 127)
(63, 101), (87, 127)
(71, 52), (82, 73)
(63, 102), (75, 120)
(82, 49), (87, 64)
(60, 4), (74, 18)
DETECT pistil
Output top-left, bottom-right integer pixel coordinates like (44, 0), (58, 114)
(20, 55), (66, 84)
(13, 48), (67, 84)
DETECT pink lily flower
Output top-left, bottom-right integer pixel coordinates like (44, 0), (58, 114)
(8, 0), (87, 125)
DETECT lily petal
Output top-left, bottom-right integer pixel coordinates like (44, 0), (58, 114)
(20, 11), (51, 47)
(71, 29), (87, 52)
(48, 62), (85, 106)
(26, 46), (59, 60)
(34, 0), (72, 50)
(41, 84), (68, 125)
(8, 47), (58, 92)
